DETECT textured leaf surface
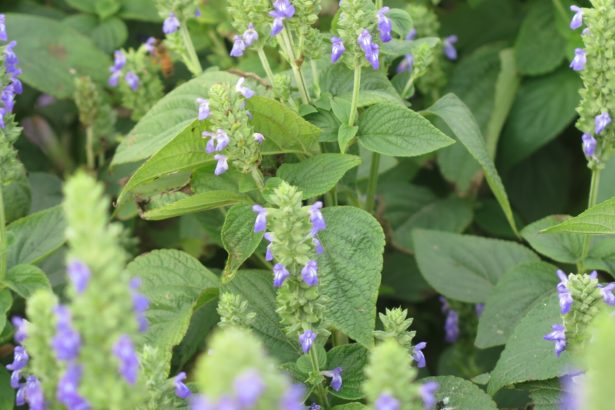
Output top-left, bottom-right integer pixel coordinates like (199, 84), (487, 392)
(327, 344), (369, 401)
(221, 205), (264, 277)
(423, 375), (498, 409)
(0, 290), (12, 339)
(0, 366), (14, 410)
(524, 379), (561, 410)
(543, 197), (615, 235)
(142, 191), (246, 220)
(4, 264), (51, 299)
(413, 230), (538, 303)
(521, 216), (584, 264)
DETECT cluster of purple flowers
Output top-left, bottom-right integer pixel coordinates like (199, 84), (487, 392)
(108, 50), (139, 91)
(269, 0), (295, 37)
(230, 23), (259, 57)
(396, 28), (458, 76)
(0, 14), (23, 129)
(190, 369), (269, 409)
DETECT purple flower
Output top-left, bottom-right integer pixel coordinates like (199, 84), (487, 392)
(11, 316), (27, 343)
(124, 71), (139, 91)
(475, 303), (485, 317)
(570, 6), (583, 30)
(17, 376), (45, 410)
(2, 85), (15, 113)
(6, 346), (28, 372)
(230, 35), (246, 57)
(443, 35), (458, 60)
(299, 329), (316, 353)
(544, 324), (567, 357)
(330, 36), (345, 63)
(175, 372), (192, 399)
(419, 381), (439, 409)
(376, 7), (392, 42)
(68, 260), (91, 294)
(253, 132), (264, 144)
(0, 14), (7, 42)
(273, 263), (290, 288)
(234, 369), (264, 407)
(375, 393), (399, 410)
(10, 369), (21, 389)
(310, 404), (321, 410)
(163, 12), (180, 35)
(190, 395), (213, 410)
(204, 129), (230, 152)
(570, 48), (586, 71)
(196, 98), (210, 120)
(113, 335), (139, 384)
(396, 54), (413, 74)
(252, 205), (267, 232)
(595, 112), (612, 135)
(301, 260), (318, 286)
(560, 373), (585, 410)
(4, 41), (20, 76)
(243, 23), (259, 46)
(556, 270), (573, 315)
(280, 384), (305, 410)
(144, 37), (157, 54)
(52, 305), (81, 361)
(236, 77), (255, 99)
(313, 237), (323, 254)
(57, 363), (91, 410)
(582, 133), (597, 157)
(112, 50), (126, 70)
(264, 232), (274, 261)
(108, 71), (121, 88)
(269, 0), (295, 36)
(214, 154), (229, 175)
(439, 297), (460, 343)
(412, 341), (427, 368)
(406, 28), (417, 41)
(358, 29), (373, 53)
(271, 17), (285, 36)
(599, 283), (615, 305)
(309, 201), (326, 233)
(130, 278), (149, 332)
(321, 367), (342, 391)
(366, 43), (380, 70)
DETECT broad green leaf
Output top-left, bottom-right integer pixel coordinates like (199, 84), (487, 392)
(476, 261), (558, 349)
(521, 216), (584, 264)
(413, 230), (539, 303)
(3, 175), (31, 224)
(488, 293), (572, 395)
(4, 264), (51, 299)
(380, 183), (437, 227)
(277, 154), (361, 199)
(381, 253), (431, 303)
(318, 207), (385, 347)
(424, 94), (518, 234)
(191, 166), (256, 194)
(0, 366), (14, 410)
(5, 14), (110, 98)
(28, 172), (63, 213)
(358, 103), (455, 157)
(247, 96), (320, 156)
(112, 71), (237, 166)
(523, 379), (561, 410)
(142, 191), (246, 221)
(597, 156), (615, 203)
(126, 249), (220, 367)
(223, 269), (299, 363)
(543, 196), (615, 235)
(387, 8), (413, 37)
(118, 0), (160, 21)
(514, 1), (566, 76)
(63, 15), (128, 53)
(6, 206), (66, 269)
(0, 290), (12, 337)
(221, 205), (264, 277)
(327, 344), (369, 401)
(331, 404), (367, 410)
(423, 376), (498, 409)
(338, 124), (358, 153)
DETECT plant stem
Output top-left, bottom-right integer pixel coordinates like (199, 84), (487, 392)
(348, 66), (362, 127)
(0, 187), (6, 282)
(257, 47), (275, 86)
(310, 60), (321, 99)
(364, 152), (381, 213)
(579, 168), (602, 272)
(280, 28), (310, 104)
(251, 168), (265, 195)
(308, 347), (330, 409)
(180, 24), (202, 76)
(401, 73), (416, 98)
(85, 126), (95, 170)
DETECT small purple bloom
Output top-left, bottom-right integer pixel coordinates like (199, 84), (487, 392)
(582, 133), (597, 157)
(375, 393), (399, 410)
(440, 297), (460, 343)
(196, 98), (210, 120)
(310, 404), (321, 410)
(560, 373), (585, 410)
(544, 323), (567, 357)
(163, 12), (180, 35)
(358, 29), (373, 53)
(557, 270), (573, 315)
(264, 232), (274, 261)
(570, 6), (583, 30)
(252, 205), (267, 232)
(207, 129), (229, 152)
(419, 381), (439, 409)
(113, 335), (139, 384)
(18, 376), (45, 410)
(321, 367), (342, 391)
(236, 77), (255, 99)
(280, 384), (305, 410)
(299, 329), (316, 353)
(12, 316), (27, 343)
(599, 283), (615, 305)
(230, 35), (246, 57)
(309, 201), (326, 233)
(130, 278), (149, 332)
(366, 43), (380, 70)
(301, 260), (318, 286)
(475, 303), (485, 317)
(313, 237), (323, 254)
(406, 28), (417, 41)
(570, 48), (586, 71)
(595, 112), (612, 135)
(330, 36), (345, 63)
(68, 260), (91, 294)
(112, 50), (126, 71)
(108, 71), (121, 88)
(144, 37), (157, 54)
(214, 154), (229, 175)
(0, 14), (7, 42)
(57, 363), (90, 410)
(234, 369), (265, 407)
(273, 263), (290, 288)
(376, 7), (392, 42)
(396, 54), (413, 74)
(253, 132), (265, 144)
(175, 372), (192, 399)
(243, 23), (259, 46)
(271, 17), (285, 36)
(443, 35), (458, 60)
(52, 305), (81, 361)
(10, 369), (21, 389)
(195, 8), (202, 17)
(124, 71), (139, 91)
(202, 131), (216, 154)
(6, 346), (28, 371)
(269, 0), (295, 36)
(582, 28), (590, 36)
(412, 341), (427, 368)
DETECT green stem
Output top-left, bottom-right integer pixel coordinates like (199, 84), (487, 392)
(308, 347), (330, 409)
(310, 60), (321, 99)
(280, 28), (310, 104)
(364, 152), (381, 213)
(348, 66), (362, 127)
(579, 168), (602, 272)
(0, 187), (6, 282)
(257, 47), (275, 86)
(401, 73), (416, 98)
(552, 0), (569, 22)
(179, 23), (202, 76)
(251, 168), (265, 195)
(85, 126), (95, 170)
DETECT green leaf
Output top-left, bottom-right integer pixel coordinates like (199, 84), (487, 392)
(331, 404), (367, 410)
(521, 216), (585, 264)
(142, 191), (246, 221)
(0, 366), (14, 410)
(514, 1), (566, 76)
(338, 124), (358, 154)
(247, 96), (320, 156)
(112, 71), (237, 166)
(543, 196), (615, 235)
(63, 15), (128, 53)
(413, 230), (539, 303)
(95, 0), (121, 19)
(327, 344), (369, 400)
(4, 264), (51, 299)
(223, 270), (299, 363)
(424, 93), (518, 234)
(277, 154), (361, 199)
(423, 376), (498, 409)
(523, 379), (561, 410)
(318, 207), (385, 347)
(0, 290), (12, 337)
(28, 172), (63, 213)
(476, 261), (558, 349)
(387, 8), (413, 37)
(358, 103), (455, 157)
(3, 175), (31, 224)
(6, 206), (66, 269)
(5, 13), (110, 98)
(126, 249), (220, 367)
(221, 205), (264, 277)
(487, 293), (573, 395)
(118, 0), (160, 21)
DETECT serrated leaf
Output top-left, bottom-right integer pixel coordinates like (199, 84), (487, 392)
(277, 154), (361, 199)
(91, 17), (127, 53)
(387, 8), (413, 37)
(543, 196), (615, 235)
(3, 175), (31, 224)
(318, 207), (385, 347)
(487, 293), (572, 395)
(413, 230), (539, 303)
(476, 261), (558, 349)
(523, 379), (561, 410)
(424, 93), (518, 234)
(221, 205), (264, 277)
(327, 344), (369, 401)
(4, 264), (51, 299)
(423, 375), (498, 409)
(126, 249), (220, 367)
(142, 191), (246, 221)
(6, 206), (66, 270)
(521, 216), (584, 264)
(358, 103), (454, 157)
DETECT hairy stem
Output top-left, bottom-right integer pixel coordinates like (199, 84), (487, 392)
(579, 168), (602, 272)
(310, 60), (321, 99)
(279, 28), (310, 104)
(85, 126), (95, 170)
(364, 152), (381, 213)
(180, 24), (202, 76)
(308, 346), (330, 409)
(348, 66), (362, 127)
(257, 47), (275, 86)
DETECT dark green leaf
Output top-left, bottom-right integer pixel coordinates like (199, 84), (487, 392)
(423, 375), (498, 409)
(521, 216), (584, 264)
(327, 344), (369, 401)
(221, 205), (264, 277)
(4, 264), (51, 299)
(543, 196), (615, 235)
(142, 191), (246, 221)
